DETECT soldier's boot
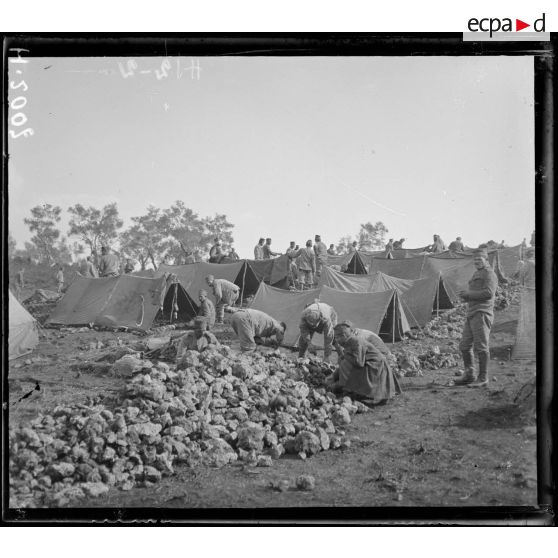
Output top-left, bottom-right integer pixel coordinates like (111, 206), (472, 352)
(454, 350), (476, 385)
(468, 351), (489, 388)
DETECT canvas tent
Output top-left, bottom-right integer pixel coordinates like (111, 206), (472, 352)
(513, 288), (536, 360)
(497, 245), (523, 278)
(326, 252), (367, 274)
(9, 291), (39, 360)
(249, 282), (410, 348)
(47, 274), (197, 331)
(368, 254), (478, 303)
(319, 266), (453, 328)
(247, 255), (291, 288)
(157, 261), (260, 302)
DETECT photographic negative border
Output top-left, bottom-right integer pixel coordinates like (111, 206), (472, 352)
(1, 33), (555, 525)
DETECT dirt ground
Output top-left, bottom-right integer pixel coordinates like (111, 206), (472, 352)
(8, 293), (538, 510)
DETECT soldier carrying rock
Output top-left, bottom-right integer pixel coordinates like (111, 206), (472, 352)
(298, 301), (339, 362)
(326, 321), (401, 403)
(228, 307), (286, 352)
(176, 317), (220, 359)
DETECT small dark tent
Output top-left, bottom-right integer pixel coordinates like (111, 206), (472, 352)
(47, 274), (197, 331)
(326, 252), (367, 274)
(157, 261), (260, 302)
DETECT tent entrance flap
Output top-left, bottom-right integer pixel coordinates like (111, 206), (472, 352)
(159, 280), (199, 323)
(377, 291), (410, 342)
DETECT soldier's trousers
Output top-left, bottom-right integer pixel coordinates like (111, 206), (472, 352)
(459, 312), (493, 355)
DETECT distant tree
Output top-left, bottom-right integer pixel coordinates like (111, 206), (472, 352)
(357, 221), (389, 251)
(120, 223), (157, 270)
(202, 213), (235, 253)
(68, 203), (124, 258)
(8, 232), (17, 260)
(160, 201), (205, 260)
(336, 235), (354, 254)
(53, 237), (74, 265)
(23, 204), (62, 263)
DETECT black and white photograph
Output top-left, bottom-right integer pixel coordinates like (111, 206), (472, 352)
(3, 34), (553, 524)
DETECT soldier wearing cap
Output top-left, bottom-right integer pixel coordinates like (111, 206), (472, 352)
(327, 244), (336, 256)
(206, 274), (240, 324)
(326, 321), (401, 403)
(228, 308), (286, 352)
(455, 247), (498, 388)
(176, 316), (219, 358)
(298, 301), (339, 362)
(198, 289), (216, 329)
(293, 240), (316, 290)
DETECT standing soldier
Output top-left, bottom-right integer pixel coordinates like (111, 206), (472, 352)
(198, 289), (216, 329)
(84, 256), (99, 277)
(295, 240), (316, 290)
(56, 266), (65, 294)
(286, 241), (299, 289)
(254, 238), (265, 260)
(98, 246), (120, 277)
(393, 238), (405, 250)
(455, 248), (498, 388)
(15, 267), (25, 300)
(313, 235), (328, 280)
(298, 301), (339, 363)
(205, 275), (240, 324)
(263, 238), (279, 259)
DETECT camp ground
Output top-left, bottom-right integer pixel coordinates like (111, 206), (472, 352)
(46, 274), (198, 331)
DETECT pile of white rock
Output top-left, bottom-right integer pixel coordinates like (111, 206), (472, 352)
(9, 345), (370, 508)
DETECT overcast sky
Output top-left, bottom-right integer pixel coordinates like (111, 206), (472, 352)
(8, 55), (535, 257)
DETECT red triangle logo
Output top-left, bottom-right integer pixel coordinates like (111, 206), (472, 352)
(516, 19), (530, 31)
